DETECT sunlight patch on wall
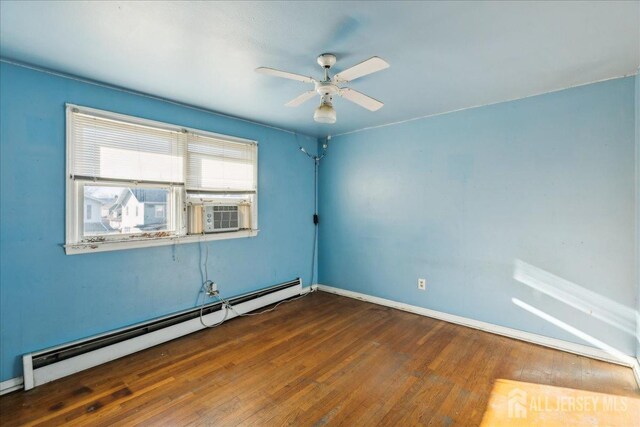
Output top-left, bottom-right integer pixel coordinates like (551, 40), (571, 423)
(512, 298), (634, 366)
(513, 259), (636, 337)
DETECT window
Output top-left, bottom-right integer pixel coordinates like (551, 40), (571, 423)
(186, 133), (257, 192)
(184, 132), (258, 232)
(82, 185), (172, 236)
(65, 105), (258, 254)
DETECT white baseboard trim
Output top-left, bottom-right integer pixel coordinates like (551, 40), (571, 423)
(316, 285), (639, 376)
(632, 359), (640, 388)
(301, 284), (318, 294)
(0, 376), (24, 395)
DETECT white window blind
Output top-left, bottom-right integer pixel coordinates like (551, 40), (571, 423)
(186, 133), (257, 192)
(69, 111), (185, 183)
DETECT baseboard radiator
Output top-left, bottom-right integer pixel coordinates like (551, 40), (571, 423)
(22, 278), (303, 390)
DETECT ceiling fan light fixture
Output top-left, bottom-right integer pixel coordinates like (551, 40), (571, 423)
(314, 102), (337, 124)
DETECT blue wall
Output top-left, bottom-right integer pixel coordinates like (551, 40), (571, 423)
(319, 77), (637, 356)
(0, 62), (319, 382)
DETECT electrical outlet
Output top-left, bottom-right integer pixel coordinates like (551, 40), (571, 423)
(206, 281), (218, 296)
(418, 278), (426, 290)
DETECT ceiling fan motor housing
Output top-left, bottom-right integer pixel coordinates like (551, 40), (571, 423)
(316, 81), (338, 97)
(317, 53), (337, 69)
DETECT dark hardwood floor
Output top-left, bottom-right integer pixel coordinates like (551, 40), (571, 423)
(1, 291), (638, 426)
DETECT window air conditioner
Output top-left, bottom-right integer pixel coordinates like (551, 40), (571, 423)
(188, 204), (242, 234)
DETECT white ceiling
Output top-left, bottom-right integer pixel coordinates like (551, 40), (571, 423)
(1, 1), (638, 138)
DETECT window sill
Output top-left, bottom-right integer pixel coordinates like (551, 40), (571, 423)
(64, 229), (259, 255)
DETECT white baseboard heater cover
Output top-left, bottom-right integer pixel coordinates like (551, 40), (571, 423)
(22, 278), (303, 390)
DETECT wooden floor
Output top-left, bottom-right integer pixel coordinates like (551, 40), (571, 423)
(1, 292), (638, 426)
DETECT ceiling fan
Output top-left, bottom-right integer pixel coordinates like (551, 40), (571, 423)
(256, 54), (390, 124)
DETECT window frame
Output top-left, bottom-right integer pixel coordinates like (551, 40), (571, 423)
(65, 104), (259, 255)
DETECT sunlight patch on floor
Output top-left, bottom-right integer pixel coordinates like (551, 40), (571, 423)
(480, 379), (640, 426)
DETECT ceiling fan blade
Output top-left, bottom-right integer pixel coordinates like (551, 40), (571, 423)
(339, 88), (384, 111)
(333, 57), (390, 83)
(285, 90), (317, 107)
(255, 67), (315, 84)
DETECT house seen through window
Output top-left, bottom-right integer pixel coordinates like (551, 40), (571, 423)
(83, 186), (170, 236)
